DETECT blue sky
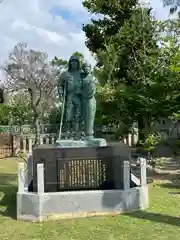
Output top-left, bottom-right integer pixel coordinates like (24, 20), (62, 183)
(0, 0), (177, 80)
(151, 0), (170, 19)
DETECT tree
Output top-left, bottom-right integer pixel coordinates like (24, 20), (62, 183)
(162, 0), (180, 15)
(96, 12), (180, 140)
(83, 0), (180, 141)
(82, 0), (138, 55)
(0, 81), (4, 103)
(48, 106), (62, 132)
(0, 88), (4, 103)
(0, 104), (11, 125)
(51, 56), (68, 68)
(162, 20), (180, 134)
(83, 2), (160, 138)
(82, 0), (141, 133)
(72, 51), (85, 66)
(4, 42), (58, 145)
(10, 92), (33, 125)
(51, 51), (85, 68)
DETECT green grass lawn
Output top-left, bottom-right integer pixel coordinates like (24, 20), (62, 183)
(0, 159), (179, 240)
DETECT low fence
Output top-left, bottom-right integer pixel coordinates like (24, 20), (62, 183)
(122, 132), (138, 147)
(0, 132), (14, 157)
(14, 134), (57, 155)
(0, 133), (57, 157)
(0, 124), (139, 157)
(18, 133), (138, 155)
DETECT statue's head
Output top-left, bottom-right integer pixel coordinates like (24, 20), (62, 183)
(68, 55), (80, 72)
(82, 61), (91, 74)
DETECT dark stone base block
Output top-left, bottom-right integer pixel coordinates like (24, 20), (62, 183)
(32, 144), (134, 192)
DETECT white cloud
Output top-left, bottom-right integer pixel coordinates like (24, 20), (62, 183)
(0, 0), (172, 81)
(43, 0), (86, 12)
(0, 0), (95, 81)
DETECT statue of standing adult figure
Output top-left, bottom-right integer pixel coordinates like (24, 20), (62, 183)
(57, 55), (97, 140)
(57, 55), (82, 139)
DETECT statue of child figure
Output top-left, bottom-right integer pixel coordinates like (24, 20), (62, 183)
(81, 61), (97, 140)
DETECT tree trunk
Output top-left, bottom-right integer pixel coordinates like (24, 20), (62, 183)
(138, 115), (153, 143)
(138, 116), (145, 142)
(33, 112), (40, 146)
(28, 88), (41, 147)
(144, 117), (153, 135)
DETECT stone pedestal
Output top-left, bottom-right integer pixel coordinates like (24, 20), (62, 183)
(56, 138), (107, 147)
(17, 157), (148, 222)
(32, 144), (133, 192)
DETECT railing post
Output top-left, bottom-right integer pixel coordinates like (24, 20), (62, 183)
(123, 137), (127, 144)
(45, 137), (49, 144)
(123, 160), (130, 190)
(128, 133), (132, 146)
(132, 122), (139, 146)
(132, 133), (138, 146)
(40, 137), (43, 145)
(14, 136), (21, 155)
(140, 157), (147, 186)
(51, 136), (55, 144)
(18, 162), (25, 192)
(10, 134), (15, 157)
(23, 138), (26, 154)
(28, 138), (32, 153)
(37, 164), (44, 194)
(27, 153), (33, 187)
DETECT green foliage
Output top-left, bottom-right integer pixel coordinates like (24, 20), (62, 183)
(45, 106), (61, 132)
(0, 93), (34, 125)
(72, 51), (85, 67)
(10, 95), (33, 125)
(0, 104), (11, 125)
(83, 1), (147, 129)
(143, 133), (163, 152)
(51, 52), (85, 68)
(114, 123), (131, 140)
(48, 106), (61, 125)
(84, 3), (159, 133)
(51, 56), (68, 67)
(83, 0), (180, 139)
(174, 139), (180, 148)
(83, 0), (138, 54)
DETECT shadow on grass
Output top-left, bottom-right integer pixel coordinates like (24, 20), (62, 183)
(157, 182), (180, 189)
(0, 173), (17, 184)
(124, 211), (180, 226)
(157, 166), (180, 171)
(0, 173), (17, 219)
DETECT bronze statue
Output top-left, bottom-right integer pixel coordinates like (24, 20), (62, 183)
(81, 61), (96, 139)
(57, 55), (106, 147)
(57, 55), (82, 138)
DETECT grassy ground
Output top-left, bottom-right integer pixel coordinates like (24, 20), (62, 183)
(0, 159), (179, 240)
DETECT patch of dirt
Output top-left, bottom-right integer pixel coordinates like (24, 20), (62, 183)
(131, 157), (180, 182)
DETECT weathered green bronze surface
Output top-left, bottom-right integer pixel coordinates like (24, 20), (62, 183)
(57, 55), (106, 147)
